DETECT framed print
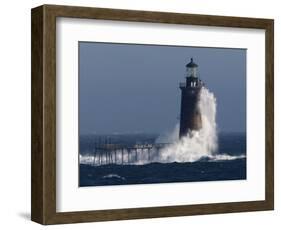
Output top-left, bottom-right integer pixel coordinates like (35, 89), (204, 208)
(31, 4), (274, 225)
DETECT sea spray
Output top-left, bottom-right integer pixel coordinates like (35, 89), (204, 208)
(157, 87), (218, 162)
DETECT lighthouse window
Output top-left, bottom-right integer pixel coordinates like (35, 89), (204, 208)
(187, 67), (197, 78)
(190, 81), (196, 87)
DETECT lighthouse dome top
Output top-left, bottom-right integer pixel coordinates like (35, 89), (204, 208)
(186, 58), (198, 68)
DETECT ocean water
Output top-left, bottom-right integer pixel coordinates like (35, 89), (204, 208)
(79, 132), (246, 187)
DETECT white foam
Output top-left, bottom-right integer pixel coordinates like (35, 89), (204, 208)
(208, 153), (246, 162)
(102, 174), (125, 180)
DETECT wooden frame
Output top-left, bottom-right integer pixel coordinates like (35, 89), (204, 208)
(31, 4), (274, 225)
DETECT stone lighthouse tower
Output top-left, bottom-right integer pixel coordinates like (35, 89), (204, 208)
(179, 58), (203, 138)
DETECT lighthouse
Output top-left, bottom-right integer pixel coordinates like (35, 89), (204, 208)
(179, 58), (203, 138)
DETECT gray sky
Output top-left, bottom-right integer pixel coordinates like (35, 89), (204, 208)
(79, 42), (246, 135)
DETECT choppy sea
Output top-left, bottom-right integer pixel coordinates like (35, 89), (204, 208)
(79, 132), (246, 187)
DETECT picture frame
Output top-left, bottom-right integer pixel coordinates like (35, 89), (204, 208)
(31, 4), (274, 225)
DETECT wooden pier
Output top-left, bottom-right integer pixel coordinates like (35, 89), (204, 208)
(86, 143), (171, 165)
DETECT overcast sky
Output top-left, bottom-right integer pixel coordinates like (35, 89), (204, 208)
(79, 42), (246, 135)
